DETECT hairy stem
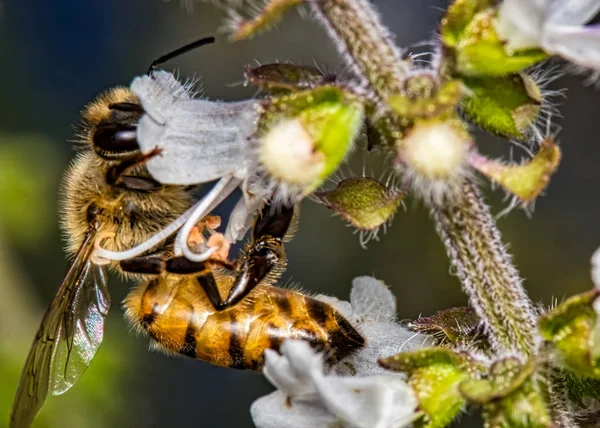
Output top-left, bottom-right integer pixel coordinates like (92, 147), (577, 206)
(431, 180), (539, 357)
(309, 0), (407, 96)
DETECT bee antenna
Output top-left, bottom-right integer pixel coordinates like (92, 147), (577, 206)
(148, 36), (216, 76)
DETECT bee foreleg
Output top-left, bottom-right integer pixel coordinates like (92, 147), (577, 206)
(106, 148), (163, 190)
(119, 253), (166, 274)
(252, 200), (295, 242)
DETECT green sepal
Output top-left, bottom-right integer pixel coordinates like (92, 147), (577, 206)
(244, 63), (331, 94)
(387, 79), (463, 120)
(563, 369), (600, 406)
(440, 0), (494, 47)
(538, 289), (600, 378)
(461, 358), (552, 428)
(460, 73), (541, 139)
(467, 139), (561, 202)
(411, 307), (489, 350)
(451, 10), (547, 76)
(229, 0), (303, 41)
(380, 348), (481, 428)
(313, 177), (405, 231)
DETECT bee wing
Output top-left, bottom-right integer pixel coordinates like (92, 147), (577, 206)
(131, 71), (260, 185)
(10, 232), (111, 428)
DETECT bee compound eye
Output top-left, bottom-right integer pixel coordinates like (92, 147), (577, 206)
(93, 123), (140, 154)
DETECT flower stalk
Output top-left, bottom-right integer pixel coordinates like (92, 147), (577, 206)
(430, 180), (539, 357)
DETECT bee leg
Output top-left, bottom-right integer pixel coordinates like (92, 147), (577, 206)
(119, 253), (166, 274)
(219, 201), (295, 309)
(165, 256), (233, 273)
(106, 148), (163, 191)
(252, 200), (295, 243)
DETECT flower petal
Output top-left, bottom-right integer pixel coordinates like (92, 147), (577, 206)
(263, 349), (318, 398)
(593, 247), (600, 290)
(280, 340), (325, 379)
(545, 0), (600, 26)
(345, 322), (434, 376)
(251, 391), (338, 428)
(313, 375), (419, 428)
(542, 23), (600, 70)
(350, 276), (396, 323)
(314, 294), (353, 319)
(496, 0), (548, 50)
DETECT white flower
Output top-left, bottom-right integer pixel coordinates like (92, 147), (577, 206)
(496, 0), (600, 70)
(252, 340), (420, 428)
(252, 277), (434, 428)
(316, 276), (435, 376)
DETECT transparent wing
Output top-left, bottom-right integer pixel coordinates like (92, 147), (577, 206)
(10, 231), (111, 428)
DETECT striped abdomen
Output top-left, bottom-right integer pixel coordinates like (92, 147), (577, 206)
(124, 274), (365, 371)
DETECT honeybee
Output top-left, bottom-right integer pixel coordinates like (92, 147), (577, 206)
(9, 85), (195, 428)
(123, 204), (366, 370)
(11, 36), (365, 427)
(10, 38), (218, 428)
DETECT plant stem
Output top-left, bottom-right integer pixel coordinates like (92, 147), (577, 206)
(431, 180), (539, 358)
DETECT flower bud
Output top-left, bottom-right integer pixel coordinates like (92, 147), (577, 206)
(380, 347), (480, 428)
(397, 118), (472, 203)
(257, 86), (364, 196)
(538, 289), (600, 378)
(460, 357), (551, 428)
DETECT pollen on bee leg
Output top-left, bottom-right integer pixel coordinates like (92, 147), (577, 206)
(206, 233), (232, 263)
(175, 176), (242, 262)
(91, 232), (117, 265)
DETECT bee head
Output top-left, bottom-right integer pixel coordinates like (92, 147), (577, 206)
(79, 87), (144, 160)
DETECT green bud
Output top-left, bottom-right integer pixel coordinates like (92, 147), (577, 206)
(440, 0), (494, 47)
(467, 139), (561, 203)
(460, 73), (541, 139)
(380, 348), (480, 428)
(314, 176), (404, 231)
(411, 307), (489, 350)
(387, 79), (463, 120)
(448, 10), (547, 76)
(244, 63), (331, 94)
(461, 358), (552, 428)
(538, 290), (600, 378)
(258, 85), (364, 194)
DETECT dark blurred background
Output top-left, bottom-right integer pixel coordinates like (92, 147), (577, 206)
(1, 0), (599, 427)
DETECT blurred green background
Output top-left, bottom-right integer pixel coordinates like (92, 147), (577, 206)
(1, 0), (599, 427)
